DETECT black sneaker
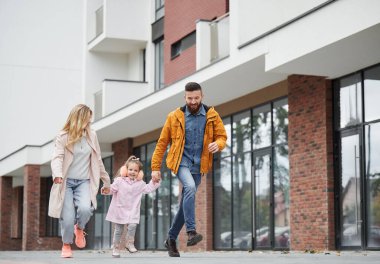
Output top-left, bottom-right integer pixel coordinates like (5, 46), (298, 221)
(187, 230), (203, 246)
(164, 238), (180, 257)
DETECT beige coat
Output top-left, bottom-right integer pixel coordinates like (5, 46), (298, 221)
(48, 130), (111, 218)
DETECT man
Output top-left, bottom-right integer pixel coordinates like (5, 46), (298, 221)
(151, 82), (227, 257)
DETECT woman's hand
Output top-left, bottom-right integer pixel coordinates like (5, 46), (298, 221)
(53, 177), (63, 184)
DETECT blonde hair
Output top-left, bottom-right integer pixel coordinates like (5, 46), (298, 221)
(114, 155), (143, 180)
(62, 104), (93, 147)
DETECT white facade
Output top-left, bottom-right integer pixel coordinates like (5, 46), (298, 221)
(0, 0), (84, 178)
(1, 0), (380, 181)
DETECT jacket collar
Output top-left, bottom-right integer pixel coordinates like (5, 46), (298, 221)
(61, 130), (97, 154)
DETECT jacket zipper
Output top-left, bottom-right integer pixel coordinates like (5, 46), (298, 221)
(174, 115), (185, 173)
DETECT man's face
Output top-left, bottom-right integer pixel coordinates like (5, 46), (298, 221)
(185, 90), (203, 114)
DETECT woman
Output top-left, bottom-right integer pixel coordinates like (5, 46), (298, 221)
(48, 104), (110, 258)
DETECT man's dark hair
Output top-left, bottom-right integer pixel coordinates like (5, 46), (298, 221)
(185, 82), (202, 92)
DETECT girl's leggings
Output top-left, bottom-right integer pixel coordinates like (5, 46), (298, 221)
(113, 223), (137, 244)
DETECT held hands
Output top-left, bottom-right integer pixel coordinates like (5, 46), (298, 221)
(208, 142), (220, 154)
(101, 187), (110, 195)
(53, 177), (63, 184)
(151, 171), (161, 183)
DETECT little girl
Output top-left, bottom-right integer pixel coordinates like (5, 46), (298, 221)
(105, 155), (160, 258)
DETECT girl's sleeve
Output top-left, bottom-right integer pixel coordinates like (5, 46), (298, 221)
(141, 179), (161, 194)
(110, 178), (120, 193)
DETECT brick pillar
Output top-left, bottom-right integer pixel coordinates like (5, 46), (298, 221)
(112, 138), (133, 176)
(39, 178), (48, 237)
(11, 186), (23, 238)
(22, 165), (41, 250)
(178, 173), (213, 251)
(288, 75), (335, 251)
(0, 176), (21, 250)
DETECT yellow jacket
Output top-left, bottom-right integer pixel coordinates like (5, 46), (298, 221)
(151, 105), (227, 174)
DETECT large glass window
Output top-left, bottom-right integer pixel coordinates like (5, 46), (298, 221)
(87, 156), (113, 249)
(133, 141), (178, 250)
(335, 63), (380, 250)
(155, 39), (164, 90)
(214, 118), (232, 249)
(155, 0), (165, 20)
(339, 74), (362, 128)
(214, 98), (289, 250)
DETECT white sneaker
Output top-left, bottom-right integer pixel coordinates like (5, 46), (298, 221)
(112, 244), (120, 258)
(126, 241), (138, 253)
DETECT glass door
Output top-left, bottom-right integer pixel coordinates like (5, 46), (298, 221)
(339, 129), (363, 247)
(253, 150), (272, 248)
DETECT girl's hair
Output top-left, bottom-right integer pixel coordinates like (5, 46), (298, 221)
(62, 104), (93, 147)
(114, 155), (143, 179)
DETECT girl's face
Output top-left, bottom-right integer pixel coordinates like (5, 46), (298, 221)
(127, 163), (140, 178)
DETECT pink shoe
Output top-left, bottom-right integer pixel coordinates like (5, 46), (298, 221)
(74, 224), (86, 248)
(61, 244), (72, 258)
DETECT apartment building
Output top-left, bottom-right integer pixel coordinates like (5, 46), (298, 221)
(1, 0), (380, 252)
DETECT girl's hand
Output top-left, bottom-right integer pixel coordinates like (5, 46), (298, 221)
(54, 177), (63, 184)
(152, 177), (161, 183)
(137, 170), (144, 181)
(101, 187), (110, 195)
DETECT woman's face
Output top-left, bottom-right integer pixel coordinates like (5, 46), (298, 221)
(84, 113), (92, 128)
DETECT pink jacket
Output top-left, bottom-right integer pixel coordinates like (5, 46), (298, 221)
(105, 177), (160, 224)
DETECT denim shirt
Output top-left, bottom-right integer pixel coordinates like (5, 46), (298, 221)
(179, 104), (206, 173)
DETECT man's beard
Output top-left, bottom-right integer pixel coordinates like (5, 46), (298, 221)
(187, 102), (202, 114)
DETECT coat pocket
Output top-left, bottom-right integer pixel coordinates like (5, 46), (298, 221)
(48, 183), (64, 218)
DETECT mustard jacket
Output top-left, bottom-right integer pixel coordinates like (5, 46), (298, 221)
(151, 105), (227, 174)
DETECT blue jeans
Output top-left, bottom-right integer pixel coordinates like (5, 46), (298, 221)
(168, 166), (201, 240)
(60, 179), (93, 244)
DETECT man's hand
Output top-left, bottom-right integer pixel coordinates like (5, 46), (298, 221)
(151, 171), (161, 183)
(53, 177), (63, 184)
(208, 142), (220, 153)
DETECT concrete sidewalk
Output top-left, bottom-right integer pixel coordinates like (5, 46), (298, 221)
(0, 250), (379, 264)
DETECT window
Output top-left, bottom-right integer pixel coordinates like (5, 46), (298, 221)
(213, 98), (289, 250)
(155, 0), (165, 20)
(171, 31), (196, 59)
(155, 39), (164, 90)
(334, 63), (380, 249)
(86, 156), (113, 249)
(134, 142), (178, 249)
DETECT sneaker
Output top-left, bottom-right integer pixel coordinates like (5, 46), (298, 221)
(164, 238), (180, 257)
(74, 224), (86, 248)
(112, 244), (120, 258)
(61, 244), (72, 258)
(126, 240), (138, 253)
(187, 230), (203, 246)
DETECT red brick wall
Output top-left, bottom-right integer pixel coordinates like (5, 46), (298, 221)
(288, 75), (335, 251)
(164, 0), (228, 85)
(112, 138), (133, 179)
(22, 165), (41, 250)
(11, 186), (23, 239)
(0, 176), (22, 250)
(22, 166), (61, 250)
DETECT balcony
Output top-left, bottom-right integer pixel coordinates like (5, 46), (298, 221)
(196, 14), (230, 70)
(94, 80), (149, 120)
(87, 0), (149, 53)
